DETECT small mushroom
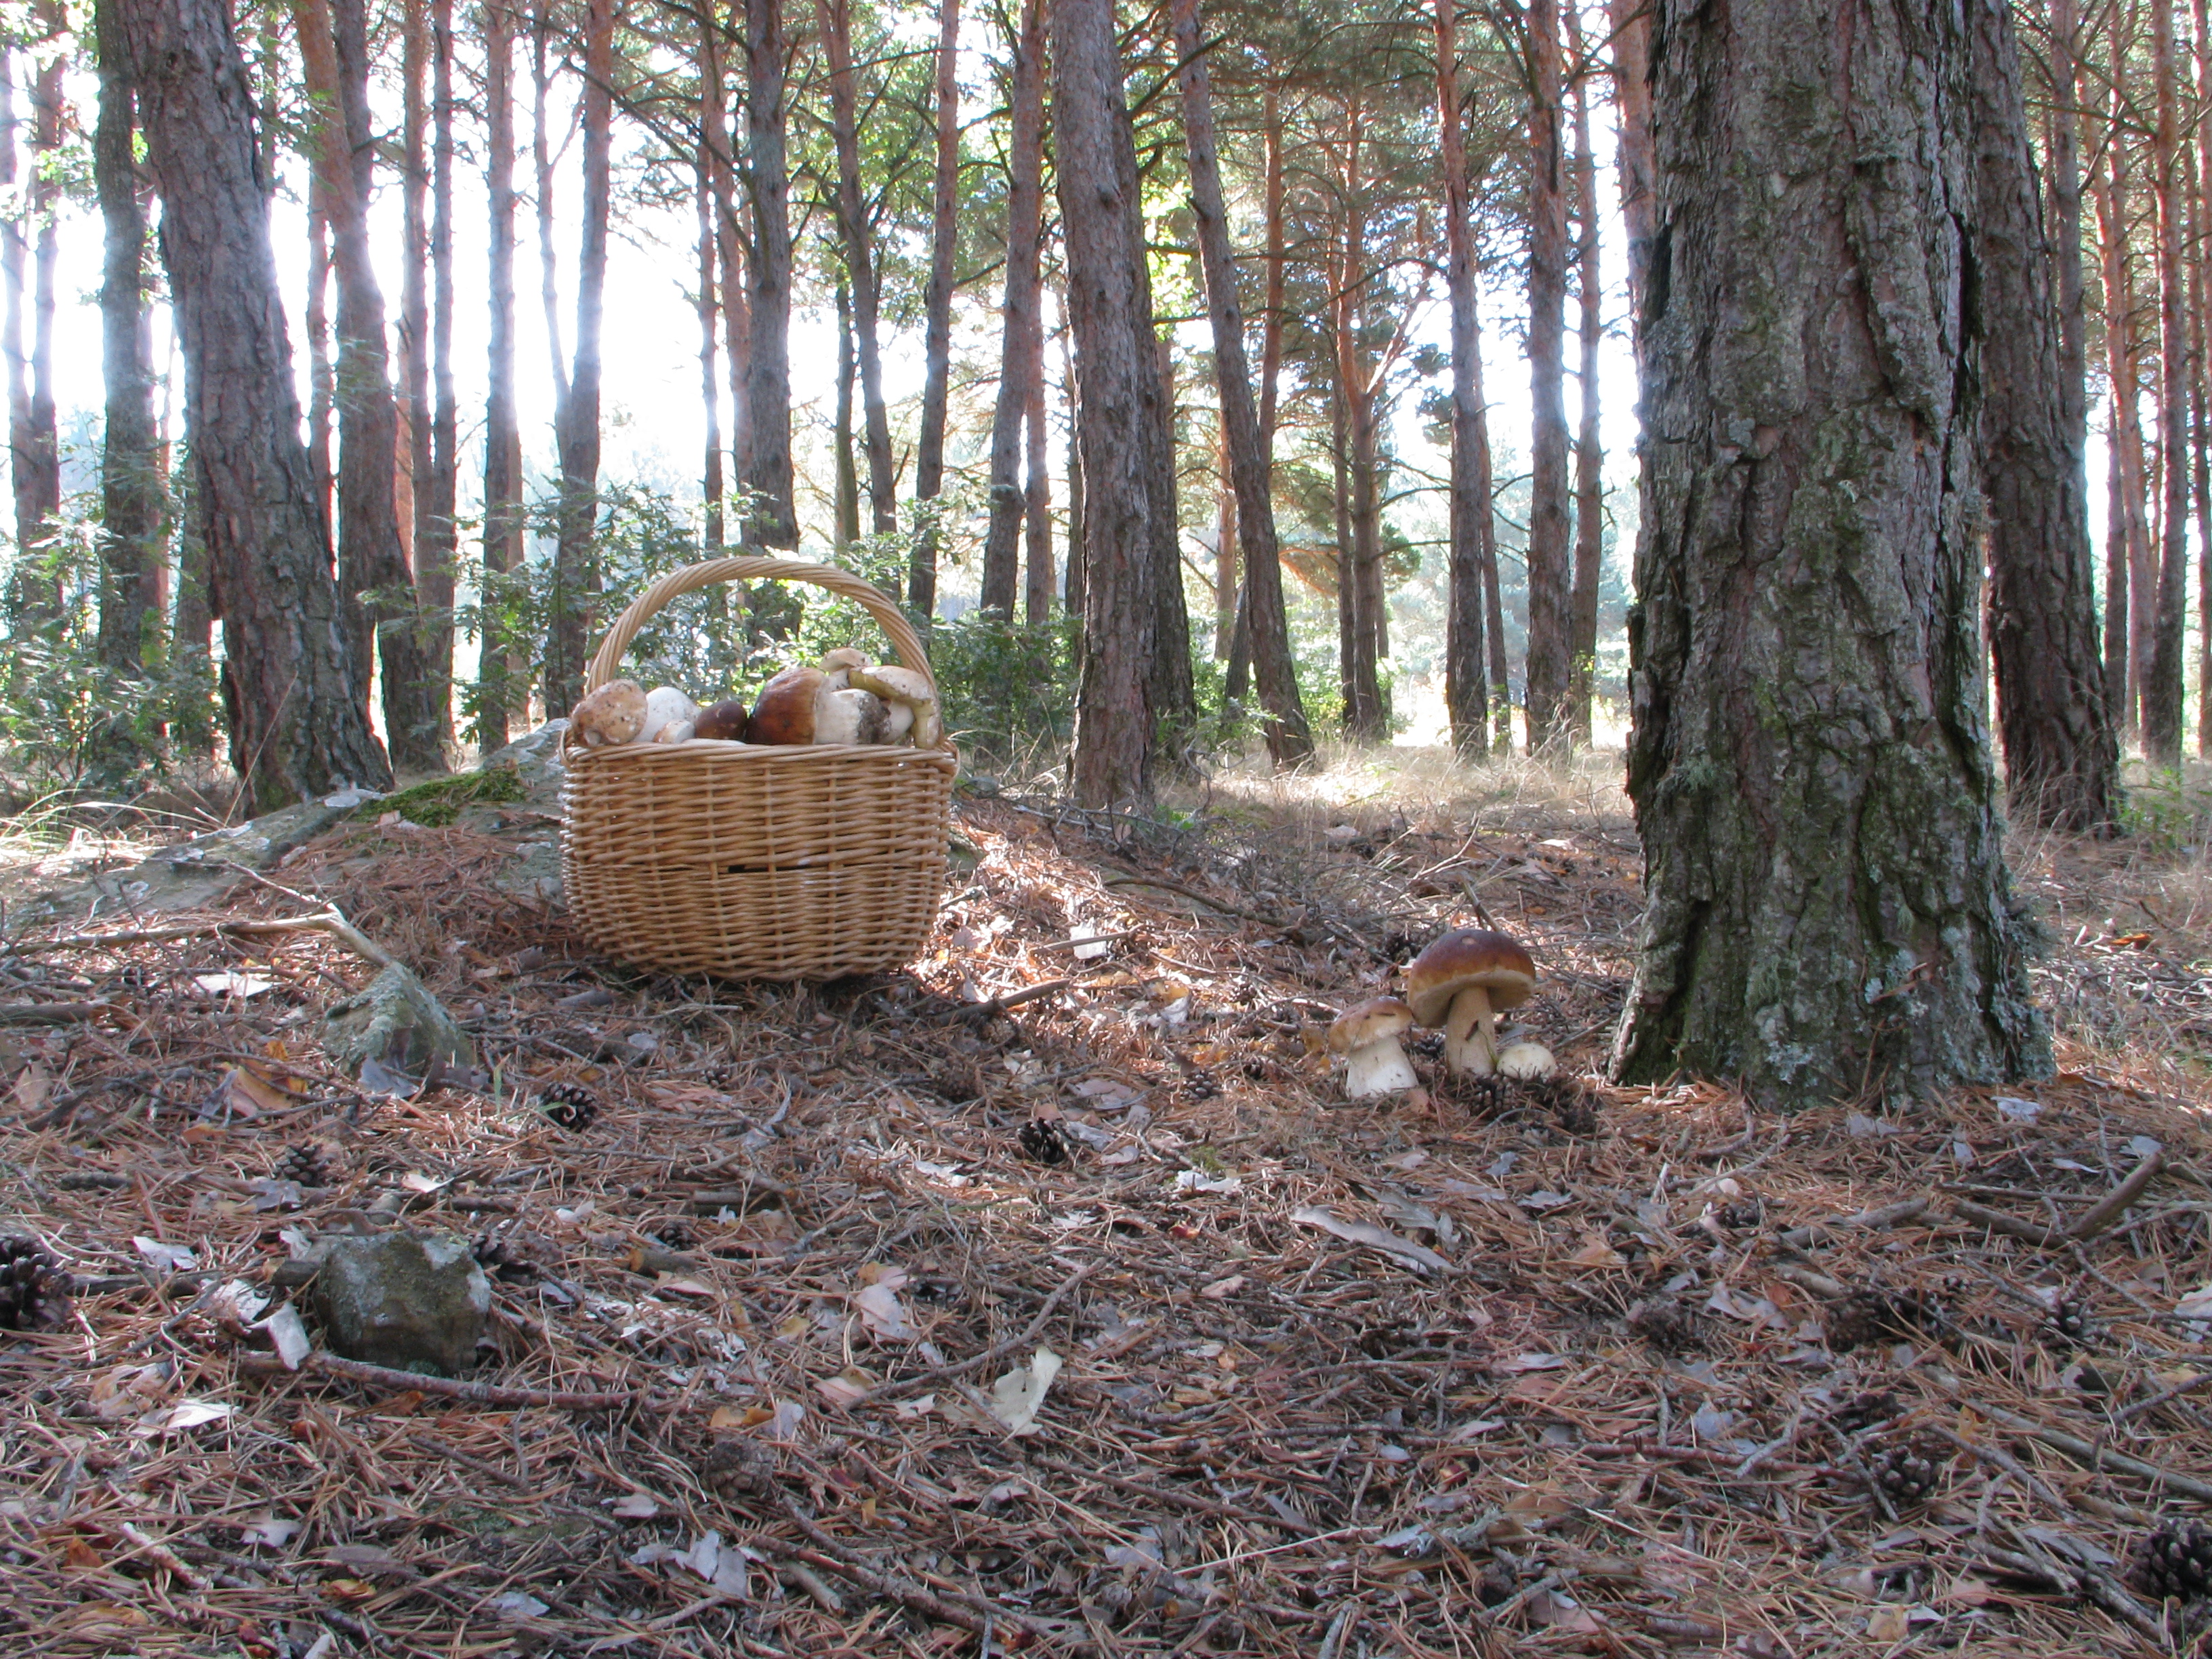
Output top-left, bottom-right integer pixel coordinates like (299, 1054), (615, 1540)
(569, 680), (648, 747)
(1404, 928), (1537, 1076)
(1496, 1040), (1556, 1080)
(693, 698), (750, 741)
(1327, 997), (1419, 1099)
(640, 686), (703, 744)
(849, 663), (943, 747)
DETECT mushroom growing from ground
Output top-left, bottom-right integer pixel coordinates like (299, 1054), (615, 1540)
(640, 686), (702, 744)
(743, 663), (892, 745)
(849, 663), (943, 747)
(692, 698), (750, 741)
(1404, 928), (1536, 1076)
(569, 680), (648, 747)
(1327, 997), (1419, 1099)
(1496, 1040), (1557, 1080)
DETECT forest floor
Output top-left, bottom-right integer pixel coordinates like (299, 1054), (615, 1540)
(0, 744), (2210, 1658)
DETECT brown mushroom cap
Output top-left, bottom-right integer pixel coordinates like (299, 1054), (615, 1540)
(570, 679), (648, 746)
(1403, 929), (1536, 1027)
(1328, 996), (1416, 1054)
(692, 698), (750, 741)
(744, 665), (824, 745)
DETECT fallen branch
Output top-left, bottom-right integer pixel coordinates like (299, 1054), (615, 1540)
(939, 979), (1071, 1022)
(1772, 1196), (1928, 1251)
(1100, 873), (1286, 929)
(0, 1001), (121, 1025)
(1029, 1452), (1322, 1538)
(9, 909), (401, 974)
(239, 1349), (634, 1410)
(2068, 1147), (2164, 1240)
(1950, 1200), (2063, 1246)
(1959, 1396), (2212, 1502)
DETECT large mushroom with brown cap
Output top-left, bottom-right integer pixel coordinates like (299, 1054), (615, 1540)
(569, 679), (648, 747)
(1328, 996), (1419, 1099)
(1404, 928), (1536, 1076)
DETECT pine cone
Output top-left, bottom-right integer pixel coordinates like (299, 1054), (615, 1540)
(1627, 1295), (1706, 1353)
(1827, 1288), (1947, 1353)
(0, 1235), (70, 1330)
(276, 1143), (331, 1189)
(1717, 1199), (1765, 1233)
(1181, 1068), (1221, 1103)
(2045, 1294), (2094, 1348)
(1531, 1077), (1599, 1134)
(1828, 1389), (1903, 1435)
(1019, 1118), (1073, 1166)
(651, 1218), (697, 1252)
(536, 1082), (599, 1132)
(1865, 1439), (1944, 1510)
(2129, 1518), (2212, 1601)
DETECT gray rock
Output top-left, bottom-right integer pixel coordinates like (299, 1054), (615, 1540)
(41, 790), (365, 924)
(321, 962), (477, 1081)
(480, 719), (568, 809)
(310, 1231), (491, 1375)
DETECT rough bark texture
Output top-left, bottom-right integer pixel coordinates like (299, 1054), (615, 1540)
(94, 0), (165, 680)
(695, 149), (724, 553)
(1171, 0), (1311, 764)
(1052, 0), (1162, 805)
(1022, 296), (1053, 625)
(2196, 0), (2212, 756)
(545, 0), (613, 716)
(1566, 9), (1603, 745)
(1522, 0), (1572, 752)
(834, 282), (859, 548)
(1610, 0), (2048, 1100)
(816, 0), (895, 547)
(1437, 0), (1488, 759)
(742, 0), (796, 548)
(2146, 0), (2189, 765)
(981, 0), (1044, 619)
(423, 0), (457, 753)
(1146, 335), (1195, 756)
(912, 0), (961, 615)
(117, 0), (390, 808)
(480, 0), (523, 750)
(1971, 0), (2117, 834)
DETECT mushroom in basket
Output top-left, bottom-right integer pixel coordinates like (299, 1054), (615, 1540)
(745, 663), (892, 746)
(691, 697), (750, 741)
(569, 680), (648, 746)
(639, 686), (703, 744)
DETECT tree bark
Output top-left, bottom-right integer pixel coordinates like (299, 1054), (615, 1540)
(2145, 0), (2189, 765)
(1971, 0), (2117, 833)
(424, 0), (458, 753)
(1331, 100), (1383, 742)
(117, 0), (390, 809)
(94, 0), (165, 682)
(1022, 297), (1053, 623)
(298, 0), (444, 772)
(815, 0), (896, 548)
(2093, 91), (2147, 735)
(1610, 0), (2047, 1098)
(1060, 310), (1085, 631)
(304, 173), (333, 522)
(1437, 0), (1490, 759)
(545, 0), (614, 715)
(695, 146), (724, 554)
(981, 0), (1045, 619)
(2196, 0), (2212, 756)
(1565, 5), (1603, 745)
(1147, 334), (1195, 753)
(834, 281), (859, 548)
(912, 0), (961, 615)
(743, 0), (796, 548)
(1053, 0), (1164, 804)
(1606, 0), (1655, 344)
(531, 1), (567, 411)
(22, 16), (61, 614)
(0, 43), (50, 641)
(1522, 0), (1572, 753)
(1170, 0), (1312, 764)
(480, 0), (523, 751)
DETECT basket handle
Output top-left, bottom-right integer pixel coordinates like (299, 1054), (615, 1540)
(582, 554), (936, 698)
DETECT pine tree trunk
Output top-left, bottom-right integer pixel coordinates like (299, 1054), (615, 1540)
(424, 0), (458, 752)
(94, 0), (165, 683)
(0, 45), (43, 640)
(1147, 334), (1195, 754)
(1437, 0), (1489, 759)
(480, 0), (523, 751)
(299, 0), (444, 772)
(22, 16), (61, 613)
(1606, 0), (1655, 338)
(1971, 0), (2117, 832)
(834, 282), (859, 548)
(1565, 9), (1602, 745)
(2146, 0), (2189, 765)
(1061, 312), (1085, 631)
(117, 0), (391, 809)
(531, 3), (567, 411)
(1053, 0), (1164, 804)
(815, 0), (895, 548)
(1610, 0), (2047, 1098)
(695, 149), (724, 554)
(1021, 304), (1053, 623)
(911, 0), (960, 615)
(546, 0), (613, 715)
(1332, 102), (1383, 742)
(2093, 103), (2147, 735)
(2196, 0), (2212, 757)
(1522, 0), (1572, 753)
(1170, 0), (1311, 764)
(305, 180), (333, 522)
(981, 0), (1044, 619)
(743, 0), (796, 548)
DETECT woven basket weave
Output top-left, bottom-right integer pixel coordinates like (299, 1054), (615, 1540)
(559, 556), (956, 979)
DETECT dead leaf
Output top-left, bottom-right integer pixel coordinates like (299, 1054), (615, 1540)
(1567, 1231), (1626, 1269)
(1865, 1605), (1908, 1641)
(1199, 1275), (1245, 1299)
(855, 1275), (919, 1340)
(12, 1063), (50, 1111)
(63, 1535), (104, 1571)
(709, 1404), (775, 1431)
(988, 1347), (1063, 1435)
(224, 1065), (294, 1118)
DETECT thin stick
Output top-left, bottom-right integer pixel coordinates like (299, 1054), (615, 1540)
(1100, 873), (1284, 928)
(7, 909), (403, 974)
(1029, 1452), (1322, 1537)
(1771, 1196), (1928, 1250)
(0, 1002), (121, 1024)
(1961, 1397), (2212, 1502)
(2068, 1147), (2164, 1240)
(941, 978), (1071, 1021)
(240, 1350), (634, 1410)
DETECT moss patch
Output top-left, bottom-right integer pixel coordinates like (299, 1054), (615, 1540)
(357, 766), (530, 827)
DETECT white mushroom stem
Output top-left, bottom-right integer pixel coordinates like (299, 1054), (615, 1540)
(1343, 1035), (1420, 1098)
(1444, 985), (1498, 1074)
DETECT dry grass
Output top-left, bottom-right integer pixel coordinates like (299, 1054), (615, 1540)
(0, 762), (2206, 1658)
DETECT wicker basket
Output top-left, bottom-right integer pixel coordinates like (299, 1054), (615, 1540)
(559, 556), (957, 979)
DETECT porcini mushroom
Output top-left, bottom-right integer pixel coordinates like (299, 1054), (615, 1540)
(1327, 997), (1419, 1099)
(1496, 1040), (1556, 1080)
(569, 680), (649, 747)
(819, 647), (867, 686)
(1404, 928), (1536, 1076)
(850, 663), (943, 747)
(742, 663), (893, 745)
(693, 698), (750, 741)
(640, 686), (703, 744)
(815, 687), (892, 745)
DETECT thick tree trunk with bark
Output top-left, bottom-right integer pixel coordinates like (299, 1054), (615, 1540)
(1146, 336), (1195, 754)
(912, 0), (961, 615)
(1522, 0), (1572, 752)
(1437, 0), (1489, 758)
(2196, 0), (2212, 756)
(1061, 314), (1084, 630)
(94, 0), (165, 682)
(117, 0), (390, 809)
(1053, 0), (1165, 804)
(1170, 0), (1311, 764)
(1610, 0), (2047, 1099)
(545, 0), (613, 715)
(480, 0), (523, 750)
(1971, 0), (2117, 832)
(422, 0), (458, 753)
(743, 0), (796, 548)
(816, 0), (895, 548)
(695, 151), (724, 554)
(2146, 0), (2189, 764)
(834, 282), (859, 548)
(981, 0), (1044, 619)
(1565, 10), (1603, 745)
(1022, 303), (1053, 623)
